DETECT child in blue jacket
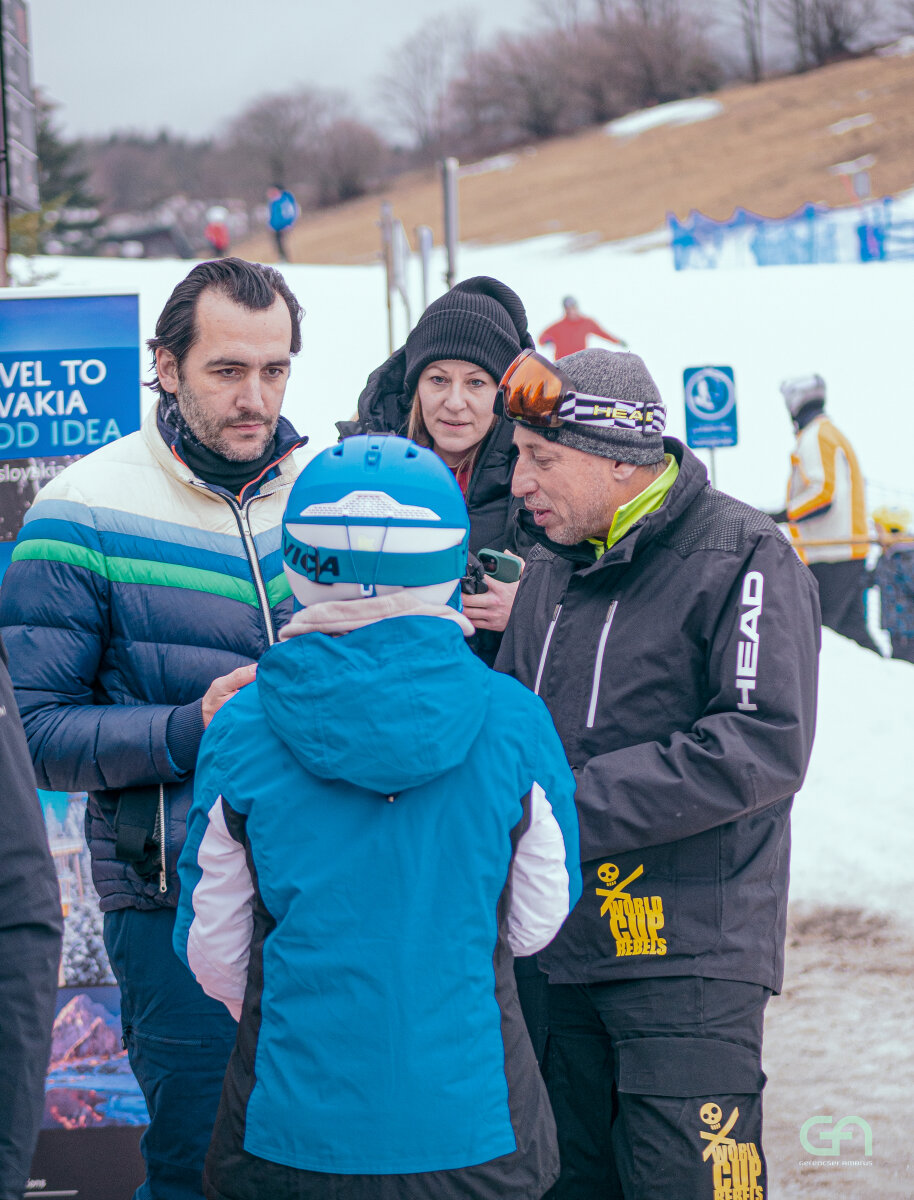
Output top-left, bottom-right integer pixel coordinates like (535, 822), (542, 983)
(174, 435), (581, 1200)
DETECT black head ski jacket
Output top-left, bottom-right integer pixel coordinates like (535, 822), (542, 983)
(496, 440), (821, 993)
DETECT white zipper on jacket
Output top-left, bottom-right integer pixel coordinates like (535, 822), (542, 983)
(189, 479), (279, 647)
(157, 784), (167, 894)
(534, 603), (562, 696)
(586, 601), (618, 729)
(239, 495), (276, 647)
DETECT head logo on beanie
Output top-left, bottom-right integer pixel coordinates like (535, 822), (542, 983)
(538, 349), (667, 465)
(283, 436), (470, 607)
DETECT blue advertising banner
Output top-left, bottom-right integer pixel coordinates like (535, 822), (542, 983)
(0, 291), (141, 573)
(683, 365), (738, 449)
(0, 293), (147, 1196)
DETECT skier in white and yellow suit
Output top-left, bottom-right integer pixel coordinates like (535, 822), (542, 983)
(770, 374), (878, 652)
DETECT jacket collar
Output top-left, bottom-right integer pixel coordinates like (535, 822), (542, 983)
(145, 403), (306, 502)
(518, 438), (709, 569)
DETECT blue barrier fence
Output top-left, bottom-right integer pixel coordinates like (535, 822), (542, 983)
(668, 198), (914, 269)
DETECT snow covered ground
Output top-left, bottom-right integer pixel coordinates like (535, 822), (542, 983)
(8, 238), (913, 925)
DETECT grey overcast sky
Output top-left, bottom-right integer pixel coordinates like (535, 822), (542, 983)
(28, 0), (535, 140)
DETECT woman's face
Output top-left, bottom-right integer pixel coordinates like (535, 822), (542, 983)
(417, 360), (498, 466)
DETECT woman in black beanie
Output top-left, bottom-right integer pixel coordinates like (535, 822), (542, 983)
(338, 276), (535, 661)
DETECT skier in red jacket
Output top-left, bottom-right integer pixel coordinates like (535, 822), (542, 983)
(539, 296), (627, 359)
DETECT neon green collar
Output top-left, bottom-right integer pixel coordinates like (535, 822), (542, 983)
(588, 454), (679, 558)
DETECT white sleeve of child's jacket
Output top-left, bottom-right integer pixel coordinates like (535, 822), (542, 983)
(185, 796), (254, 1021)
(507, 782), (574, 956)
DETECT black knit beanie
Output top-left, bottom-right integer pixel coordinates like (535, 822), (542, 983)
(403, 276), (532, 396)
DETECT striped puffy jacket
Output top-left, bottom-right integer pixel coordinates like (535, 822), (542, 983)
(0, 402), (304, 910)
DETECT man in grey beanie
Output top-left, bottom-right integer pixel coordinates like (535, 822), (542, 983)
(495, 348), (821, 1199)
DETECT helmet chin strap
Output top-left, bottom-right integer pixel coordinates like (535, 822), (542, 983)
(346, 519), (391, 600)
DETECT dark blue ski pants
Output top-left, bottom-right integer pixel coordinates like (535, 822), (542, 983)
(104, 907), (238, 1200)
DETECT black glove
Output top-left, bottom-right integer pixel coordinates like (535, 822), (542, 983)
(461, 552), (488, 595)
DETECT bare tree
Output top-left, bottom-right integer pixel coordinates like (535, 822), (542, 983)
(897, 0), (914, 31)
(611, 0), (723, 107)
(449, 31), (574, 148)
(375, 13), (478, 159)
(737, 0), (766, 80)
(313, 120), (388, 205)
(533, 0), (586, 32)
(772, 0), (878, 67)
(223, 88), (338, 190)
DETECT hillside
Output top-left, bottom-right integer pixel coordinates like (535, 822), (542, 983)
(236, 50), (914, 265)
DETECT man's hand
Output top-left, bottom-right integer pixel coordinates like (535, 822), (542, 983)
(201, 664), (257, 728)
(462, 576), (521, 633)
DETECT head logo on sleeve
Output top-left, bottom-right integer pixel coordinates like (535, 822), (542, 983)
(736, 571), (764, 712)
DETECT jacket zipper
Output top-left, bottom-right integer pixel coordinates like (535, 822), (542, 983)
(156, 784), (167, 894)
(191, 480), (278, 647)
(157, 475), (285, 896)
(586, 600), (618, 729)
(534, 603), (562, 696)
(237, 495), (276, 647)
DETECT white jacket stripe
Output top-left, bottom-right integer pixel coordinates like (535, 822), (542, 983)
(186, 795), (254, 1021)
(507, 782), (572, 956)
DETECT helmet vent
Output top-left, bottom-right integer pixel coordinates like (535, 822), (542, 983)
(300, 490), (441, 520)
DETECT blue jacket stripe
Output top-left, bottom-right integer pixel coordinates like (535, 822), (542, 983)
(18, 518), (253, 580)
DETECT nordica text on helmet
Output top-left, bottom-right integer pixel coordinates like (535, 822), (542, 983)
(284, 542), (341, 580)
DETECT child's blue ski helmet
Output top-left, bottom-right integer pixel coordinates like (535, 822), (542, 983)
(283, 435), (470, 606)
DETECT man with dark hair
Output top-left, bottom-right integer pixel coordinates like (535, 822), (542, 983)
(0, 258), (307, 1200)
(495, 348), (820, 1199)
(0, 636), (63, 1200)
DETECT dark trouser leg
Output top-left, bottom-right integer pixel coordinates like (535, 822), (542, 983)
(544, 976), (770, 1200)
(104, 908), (238, 1200)
(273, 229), (288, 262)
(542, 983), (623, 1200)
(810, 560), (879, 652)
(514, 955), (550, 1065)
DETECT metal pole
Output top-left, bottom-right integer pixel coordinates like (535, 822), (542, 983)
(0, 196), (9, 287)
(793, 534), (913, 548)
(708, 448), (717, 489)
(391, 220), (411, 332)
(441, 157), (459, 290)
(0, 0), (9, 287)
(378, 202), (395, 355)
(415, 224), (433, 312)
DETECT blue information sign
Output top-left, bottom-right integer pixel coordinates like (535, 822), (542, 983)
(0, 291), (141, 571)
(683, 366), (738, 449)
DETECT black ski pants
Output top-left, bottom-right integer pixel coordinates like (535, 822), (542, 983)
(541, 975), (770, 1200)
(809, 559), (879, 653)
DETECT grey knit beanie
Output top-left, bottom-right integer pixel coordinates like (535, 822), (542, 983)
(403, 277), (530, 396)
(535, 349), (666, 465)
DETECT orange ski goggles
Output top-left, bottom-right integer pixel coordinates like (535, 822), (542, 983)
(496, 349), (665, 434)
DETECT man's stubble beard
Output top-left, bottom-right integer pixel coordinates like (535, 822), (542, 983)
(539, 480), (613, 546)
(176, 378), (278, 462)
